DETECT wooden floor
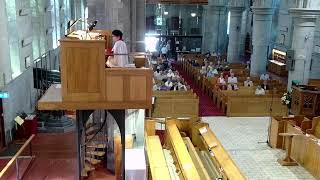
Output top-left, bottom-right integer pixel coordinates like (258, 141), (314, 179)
(2, 132), (114, 180)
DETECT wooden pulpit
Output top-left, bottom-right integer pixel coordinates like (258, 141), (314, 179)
(291, 85), (320, 118)
(37, 30), (152, 180)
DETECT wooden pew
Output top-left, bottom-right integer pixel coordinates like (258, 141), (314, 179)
(166, 123), (201, 180)
(146, 136), (171, 180)
(285, 117), (320, 179)
(191, 122), (246, 180)
(152, 93), (199, 118)
(183, 137), (211, 180)
(269, 116), (312, 149)
(309, 79), (320, 87)
(226, 95), (287, 117)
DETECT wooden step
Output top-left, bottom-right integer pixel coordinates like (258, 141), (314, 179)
(81, 169), (88, 177)
(86, 151), (105, 157)
(86, 144), (107, 149)
(86, 126), (99, 135)
(85, 115), (94, 128)
(85, 163), (95, 171)
(85, 157), (101, 165)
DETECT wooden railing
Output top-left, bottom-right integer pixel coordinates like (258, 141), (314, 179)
(0, 134), (35, 179)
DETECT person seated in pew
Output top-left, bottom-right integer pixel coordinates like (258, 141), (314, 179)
(244, 77), (254, 87)
(178, 81), (188, 91)
(227, 73), (239, 91)
(153, 82), (160, 91)
(206, 66), (218, 78)
(165, 78), (173, 89)
(255, 85), (266, 95)
(191, 59), (200, 67)
(217, 73), (227, 90)
(154, 69), (162, 80)
(200, 66), (207, 75)
(260, 73), (270, 81)
(167, 69), (175, 79)
(261, 80), (270, 90)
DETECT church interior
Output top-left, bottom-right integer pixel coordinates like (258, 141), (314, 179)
(0, 0), (320, 179)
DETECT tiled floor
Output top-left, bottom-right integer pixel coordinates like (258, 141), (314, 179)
(202, 116), (315, 180)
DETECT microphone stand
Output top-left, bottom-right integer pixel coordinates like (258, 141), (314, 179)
(258, 87), (275, 148)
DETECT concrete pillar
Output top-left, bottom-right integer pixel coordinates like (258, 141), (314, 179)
(239, 10), (248, 56)
(87, 0), (145, 52)
(202, 5), (217, 53)
(227, 7), (244, 63)
(202, 5), (227, 53)
(287, 8), (320, 88)
(250, 7), (275, 76)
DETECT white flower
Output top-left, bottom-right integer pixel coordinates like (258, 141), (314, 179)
(285, 100), (290, 105)
(284, 93), (287, 96)
(281, 97), (286, 101)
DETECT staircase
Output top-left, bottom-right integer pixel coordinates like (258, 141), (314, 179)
(81, 112), (108, 178)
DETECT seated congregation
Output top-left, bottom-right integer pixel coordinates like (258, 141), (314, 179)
(178, 53), (287, 117)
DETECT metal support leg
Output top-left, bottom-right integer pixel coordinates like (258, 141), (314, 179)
(109, 110), (126, 180)
(16, 159), (20, 180)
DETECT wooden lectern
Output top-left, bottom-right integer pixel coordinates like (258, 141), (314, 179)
(278, 133), (299, 166)
(37, 31), (152, 180)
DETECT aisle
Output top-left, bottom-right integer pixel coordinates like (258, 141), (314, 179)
(174, 63), (224, 117)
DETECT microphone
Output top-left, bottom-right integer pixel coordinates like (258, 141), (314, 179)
(88, 20), (98, 31)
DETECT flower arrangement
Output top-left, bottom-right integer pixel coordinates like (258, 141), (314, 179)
(281, 91), (292, 109)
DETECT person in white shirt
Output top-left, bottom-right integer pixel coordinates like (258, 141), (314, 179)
(217, 73), (227, 90)
(227, 73), (239, 90)
(167, 69), (175, 79)
(165, 78), (173, 89)
(260, 73), (270, 81)
(200, 66), (207, 75)
(154, 70), (162, 80)
(153, 83), (159, 91)
(255, 85), (266, 95)
(177, 80), (187, 91)
(244, 77), (254, 87)
(107, 30), (129, 67)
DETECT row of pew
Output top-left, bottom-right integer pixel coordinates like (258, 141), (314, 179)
(145, 118), (246, 180)
(178, 55), (288, 117)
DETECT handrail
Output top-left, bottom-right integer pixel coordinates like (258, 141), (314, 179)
(0, 134), (35, 178)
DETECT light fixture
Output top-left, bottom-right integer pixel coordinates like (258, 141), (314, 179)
(164, 11), (168, 15)
(191, 13), (196, 17)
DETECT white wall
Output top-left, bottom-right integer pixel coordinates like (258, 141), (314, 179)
(0, 0), (81, 143)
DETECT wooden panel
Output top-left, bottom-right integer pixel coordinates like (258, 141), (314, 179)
(106, 76), (124, 101)
(130, 76), (147, 101)
(152, 97), (199, 118)
(145, 120), (156, 136)
(146, 136), (171, 180)
(60, 39), (105, 102)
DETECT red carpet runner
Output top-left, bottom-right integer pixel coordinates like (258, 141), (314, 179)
(174, 63), (224, 117)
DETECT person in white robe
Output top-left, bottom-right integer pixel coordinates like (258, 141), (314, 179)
(107, 30), (129, 67)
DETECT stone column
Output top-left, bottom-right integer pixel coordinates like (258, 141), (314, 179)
(227, 7), (244, 63)
(202, 0), (227, 53)
(250, 7), (275, 76)
(287, 8), (320, 88)
(202, 5), (217, 53)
